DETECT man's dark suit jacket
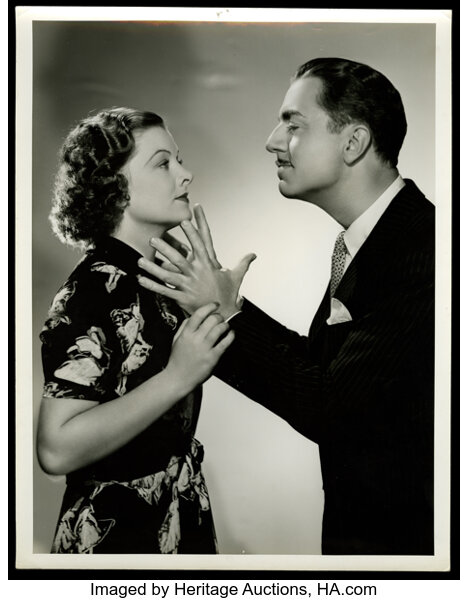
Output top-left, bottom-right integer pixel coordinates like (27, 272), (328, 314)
(216, 180), (434, 555)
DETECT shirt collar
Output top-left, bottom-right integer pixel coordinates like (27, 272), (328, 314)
(343, 175), (405, 259)
(89, 236), (146, 275)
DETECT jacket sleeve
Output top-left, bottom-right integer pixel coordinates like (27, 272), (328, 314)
(215, 299), (324, 432)
(215, 269), (434, 444)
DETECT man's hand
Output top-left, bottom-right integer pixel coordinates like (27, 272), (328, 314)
(137, 205), (256, 320)
(161, 230), (192, 265)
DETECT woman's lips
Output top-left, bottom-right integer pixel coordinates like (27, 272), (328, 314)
(276, 160), (292, 178)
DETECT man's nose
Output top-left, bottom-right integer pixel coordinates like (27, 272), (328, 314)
(265, 122), (286, 154)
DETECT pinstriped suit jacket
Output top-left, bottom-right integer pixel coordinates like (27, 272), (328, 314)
(216, 180), (434, 555)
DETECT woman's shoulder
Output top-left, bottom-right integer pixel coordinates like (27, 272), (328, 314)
(40, 252), (139, 340)
(70, 258), (131, 296)
(83, 254), (134, 297)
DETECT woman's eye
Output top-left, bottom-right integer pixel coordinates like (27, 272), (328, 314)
(158, 160), (169, 169)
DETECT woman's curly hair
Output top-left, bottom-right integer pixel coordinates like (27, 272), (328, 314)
(50, 107), (165, 249)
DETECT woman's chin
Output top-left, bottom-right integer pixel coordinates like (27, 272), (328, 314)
(167, 210), (192, 230)
(178, 205), (193, 222)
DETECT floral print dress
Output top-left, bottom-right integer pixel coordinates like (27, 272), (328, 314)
(40, 237), (217, 554)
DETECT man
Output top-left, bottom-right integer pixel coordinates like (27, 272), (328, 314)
(138, 58), (435, 555)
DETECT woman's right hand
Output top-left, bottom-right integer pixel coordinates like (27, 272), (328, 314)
(166, 302), (235, 393)
(37, 302), (234, 476)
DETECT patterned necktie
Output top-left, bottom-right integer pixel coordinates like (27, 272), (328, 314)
(330, 230), (348, 298)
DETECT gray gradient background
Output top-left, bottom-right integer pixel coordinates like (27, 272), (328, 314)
(32, 21), (435, 554)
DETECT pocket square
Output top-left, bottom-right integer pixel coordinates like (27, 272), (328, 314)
(327, 298), (353, 325)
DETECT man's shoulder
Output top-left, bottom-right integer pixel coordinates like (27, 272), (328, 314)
(399, 179), (435, 217)
(384, 179), (435, 244)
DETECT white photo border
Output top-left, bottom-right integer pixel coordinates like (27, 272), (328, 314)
(15, 6), (453, 572)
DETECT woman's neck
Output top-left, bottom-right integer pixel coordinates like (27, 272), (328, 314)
(112, 220), (168, 261)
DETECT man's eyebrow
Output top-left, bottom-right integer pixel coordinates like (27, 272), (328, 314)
(145, 148), (171, 165)
(279, 109), (306, 122)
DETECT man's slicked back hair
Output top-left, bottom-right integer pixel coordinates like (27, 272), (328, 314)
(294, 57), (407, 167)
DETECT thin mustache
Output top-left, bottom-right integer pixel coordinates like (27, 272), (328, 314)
(275, 159), (292, 167)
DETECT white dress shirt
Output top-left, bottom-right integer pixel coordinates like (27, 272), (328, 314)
(327, 175), (406, 325)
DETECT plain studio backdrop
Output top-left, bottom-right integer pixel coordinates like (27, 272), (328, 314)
(31, 20), (435, 554)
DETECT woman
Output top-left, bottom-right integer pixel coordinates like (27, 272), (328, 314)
(37, 107), (234, 554)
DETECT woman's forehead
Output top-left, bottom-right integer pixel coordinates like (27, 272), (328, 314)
(132, 126), (179, 162)
(136, 126), (177, 150)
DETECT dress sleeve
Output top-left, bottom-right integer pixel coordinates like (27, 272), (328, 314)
(40, 271), (117, 402)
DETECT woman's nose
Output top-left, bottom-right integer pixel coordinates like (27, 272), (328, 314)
(180, 165), (193, 186)
(265, 123), (286, 154)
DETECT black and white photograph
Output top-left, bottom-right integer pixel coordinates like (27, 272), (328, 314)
(15, 6), (453, 575)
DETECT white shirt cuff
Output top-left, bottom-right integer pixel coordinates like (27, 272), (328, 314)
(224, 296), (244, 323)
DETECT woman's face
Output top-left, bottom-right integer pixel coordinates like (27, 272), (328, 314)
(121, 126), (193, 230)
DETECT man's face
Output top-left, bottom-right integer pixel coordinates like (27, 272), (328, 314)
(266, 76), (347, 203)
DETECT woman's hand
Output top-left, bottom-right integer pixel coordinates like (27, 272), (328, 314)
(138, 205), (256, 320)
(37, 302), (234, 476)
(166, 302), (235, 393)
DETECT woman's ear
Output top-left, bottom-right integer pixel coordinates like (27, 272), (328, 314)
(343, 125), (372, 165)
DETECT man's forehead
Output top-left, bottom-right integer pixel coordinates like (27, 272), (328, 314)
(279, 77), (323, 119)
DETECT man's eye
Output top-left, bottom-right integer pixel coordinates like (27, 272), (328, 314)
(287, 124), (299, 133)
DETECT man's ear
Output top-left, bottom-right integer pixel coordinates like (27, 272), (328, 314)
(343, 125), (372, 165)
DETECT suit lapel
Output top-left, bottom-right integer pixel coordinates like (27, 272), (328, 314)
(309, 283), (332, 341)
(310, 180), (431, 333)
